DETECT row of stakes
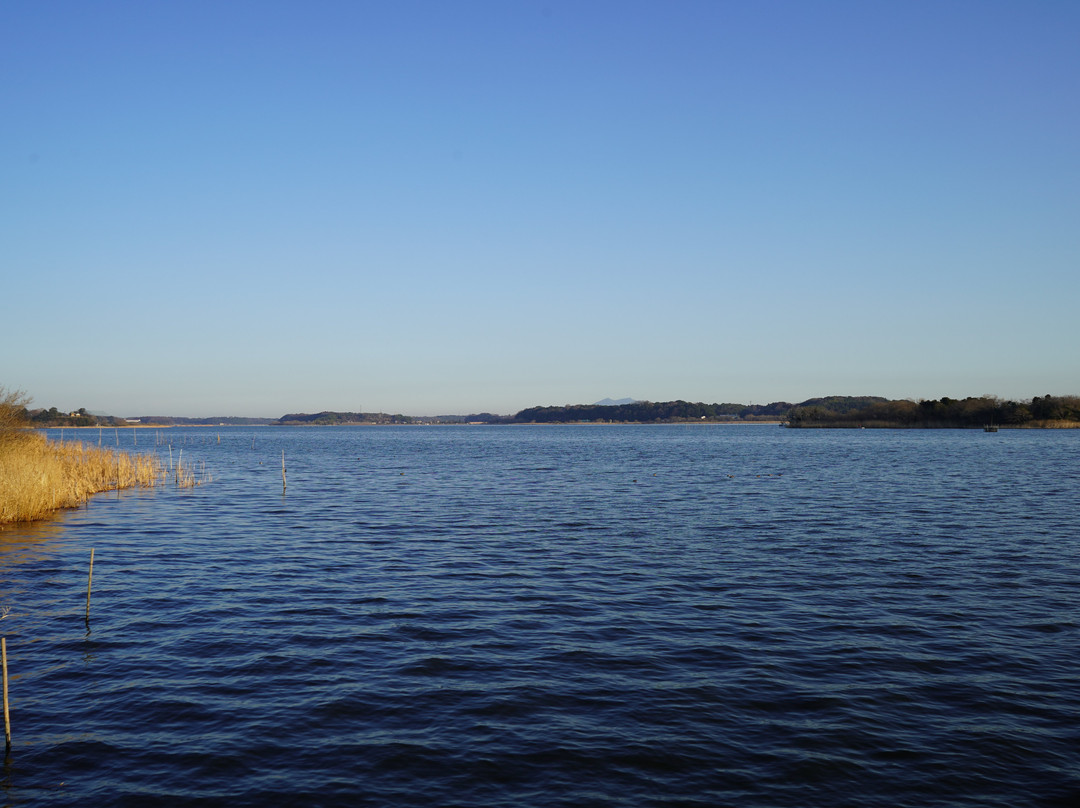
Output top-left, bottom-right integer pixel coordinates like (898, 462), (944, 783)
(2, 443), (278, 750)
(0, 454), (782, 755)
(1, 444), (286, 753)
(0, 547), (94, 754)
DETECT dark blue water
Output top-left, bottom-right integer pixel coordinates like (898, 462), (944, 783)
(2, 426), (1078, 807)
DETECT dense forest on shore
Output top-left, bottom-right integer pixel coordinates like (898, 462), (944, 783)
(276, 411), (415, 425)
(514, 395), (1080, 427)
(787, 394), (1080, 428)
(510, 395), (1080, 427)
(512, 400), (797, 423)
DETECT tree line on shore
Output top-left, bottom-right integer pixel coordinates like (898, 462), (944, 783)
(273, 395), (1080, 427)
(21, 406), (121, 427)
(17, 407), (274, 427)
(787, 394), (1080, 428)
(12, 392), (1080, 429)
(512, 399), (797, 423)
(517, 395), (1080, 427)
(276, 411), (414, 425)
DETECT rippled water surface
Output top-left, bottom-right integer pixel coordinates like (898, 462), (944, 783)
(2, 425), (1078, 807)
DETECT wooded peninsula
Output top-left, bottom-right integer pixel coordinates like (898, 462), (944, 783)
(509, 395), (1080, 428)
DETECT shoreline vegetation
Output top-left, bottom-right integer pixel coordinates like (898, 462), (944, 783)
(15, 394), (1080, 430)
(785, 394), (1080, 429)
(4, 386), (1078, 525)
(271, 394), (1080, 428)
(1, 389), (206, 525)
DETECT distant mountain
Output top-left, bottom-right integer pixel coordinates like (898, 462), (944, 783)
(594, 397), (638, 406)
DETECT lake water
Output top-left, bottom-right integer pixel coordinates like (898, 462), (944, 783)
(1, 425), (1078, 807)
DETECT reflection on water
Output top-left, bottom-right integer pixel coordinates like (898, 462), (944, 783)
(0, 518), (67, 565)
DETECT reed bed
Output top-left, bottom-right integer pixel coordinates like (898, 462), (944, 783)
(173, 454), (212, 489)
(0, 430), (197, 524)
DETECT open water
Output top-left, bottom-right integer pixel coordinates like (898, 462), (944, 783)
(1, 425), (1078, 807)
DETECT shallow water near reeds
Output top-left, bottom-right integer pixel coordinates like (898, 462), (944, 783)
(1, 425), (1078, 807)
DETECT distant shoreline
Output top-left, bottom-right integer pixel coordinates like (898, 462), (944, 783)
(31, 420), (1080, 430)
(22, 394), (1080, 429)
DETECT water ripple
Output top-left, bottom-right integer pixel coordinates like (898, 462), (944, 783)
(2, 426), (1079, 806)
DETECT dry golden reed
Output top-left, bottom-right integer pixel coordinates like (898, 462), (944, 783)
(0, 431), (166, 524)
(1, 386), (214, 523)
(173, 453), (212, 489)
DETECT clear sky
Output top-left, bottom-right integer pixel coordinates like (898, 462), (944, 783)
(3, 1), (1078, 417)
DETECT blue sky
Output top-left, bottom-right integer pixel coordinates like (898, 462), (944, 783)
(3, 1), (1077, 416)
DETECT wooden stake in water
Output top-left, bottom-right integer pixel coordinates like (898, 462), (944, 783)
(2, 636), (10, 751)
(85, 548), (95, 623)
(281, 450), (287, 493)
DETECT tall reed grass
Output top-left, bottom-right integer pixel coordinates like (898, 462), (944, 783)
(1, 387), (214, 523)
(0, 430), (168, 524)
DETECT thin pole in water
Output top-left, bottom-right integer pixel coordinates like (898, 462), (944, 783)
(2, 637), (10, 752)
(282, 450), (287, 494)
(85, 548), (95, 624)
